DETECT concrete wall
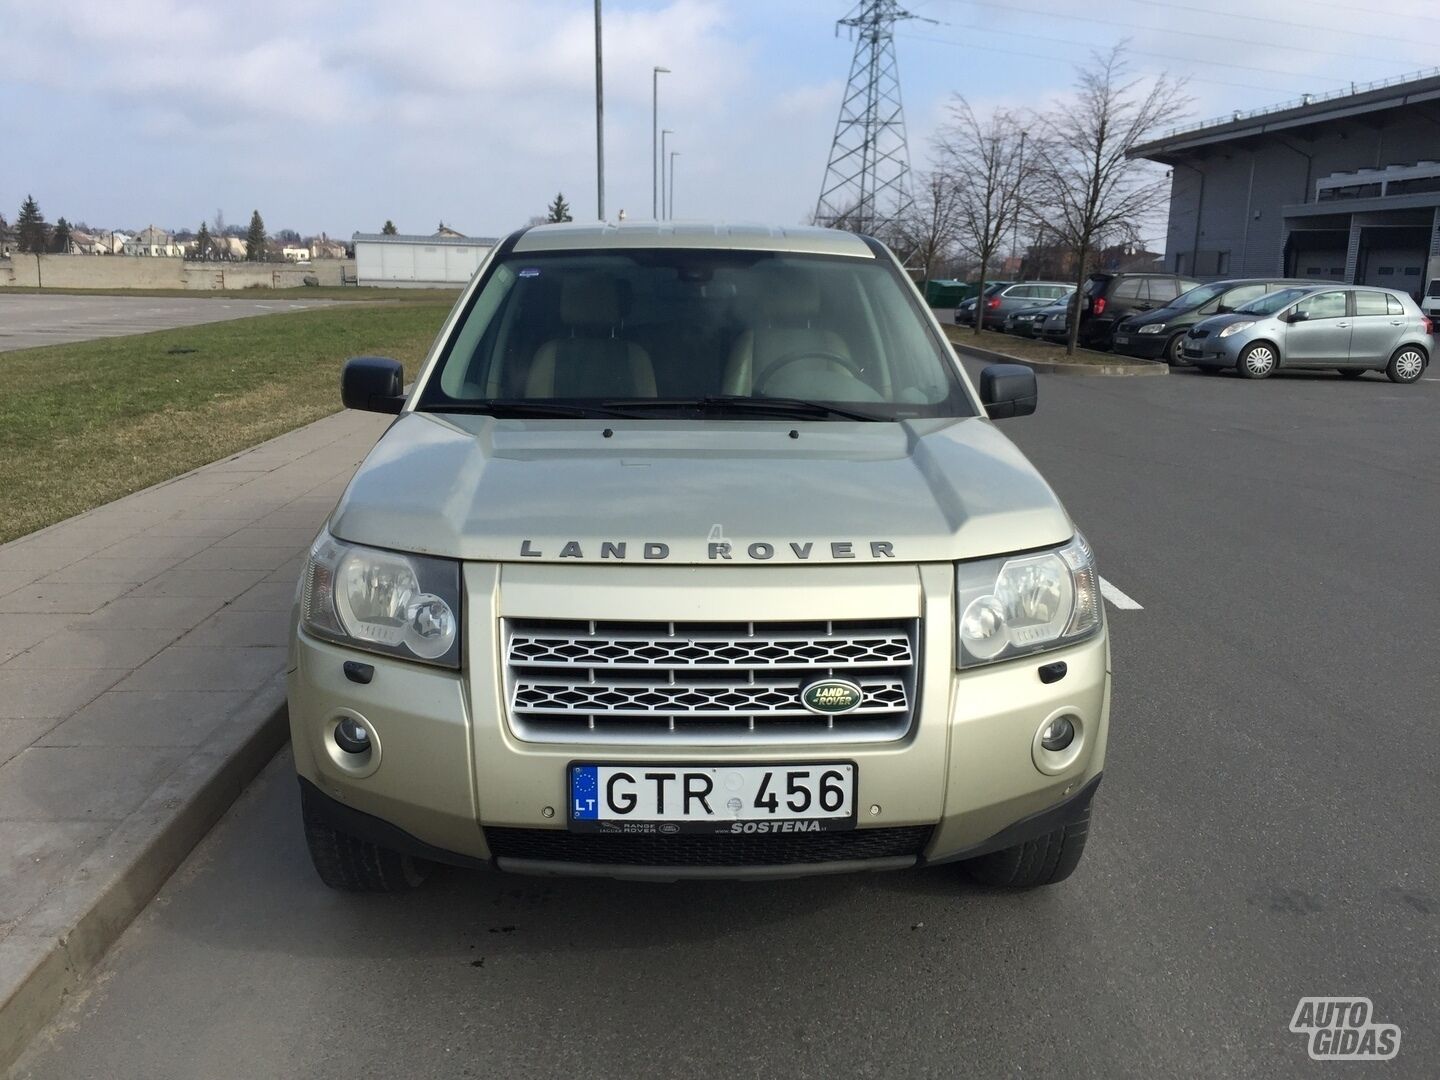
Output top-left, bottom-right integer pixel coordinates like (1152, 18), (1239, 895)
(0, 255), (356, 290)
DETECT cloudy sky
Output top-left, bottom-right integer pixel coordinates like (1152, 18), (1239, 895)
(3, 0), (1438, 242)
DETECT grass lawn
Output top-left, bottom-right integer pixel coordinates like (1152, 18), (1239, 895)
(0, 301), (454, 544)
(945, 325), (1141, 366)
(1, 285), (463, 302)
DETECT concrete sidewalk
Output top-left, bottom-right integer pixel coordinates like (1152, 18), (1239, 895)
(0, 408), (388, 1069)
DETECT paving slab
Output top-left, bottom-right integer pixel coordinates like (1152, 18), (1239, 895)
(0, 406), (389, 1070)
(0, 294), (348, 352)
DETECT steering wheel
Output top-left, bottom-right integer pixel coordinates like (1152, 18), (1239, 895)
(753, 349), (867, 393)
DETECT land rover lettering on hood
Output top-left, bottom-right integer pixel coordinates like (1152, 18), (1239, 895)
(288, 221), (1109, 892)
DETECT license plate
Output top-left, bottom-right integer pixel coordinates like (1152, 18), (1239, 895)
(568, 762), (857, 834)
(1113, 334), (1130, 345)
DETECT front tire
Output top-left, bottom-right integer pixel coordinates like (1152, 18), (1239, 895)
(1386, 346), (1426, 384)
(302, 786), (430, 892)
(962, 804), (1091, 888)
(1238, 343), (1277, 379)
(1166, 332), (1188, 366)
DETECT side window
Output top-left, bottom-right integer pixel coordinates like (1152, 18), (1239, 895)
(1111, 278), (1143, 300)
(1007, 286), (1034, 299)
(1041, 286), (1065, 299)
(1148, 279), (1180, 303)
(1353, 291), (1388, 317)
(1386, 294), (1405, 315)
(1221, 284), (1266, 310)
(1293, 291), (1347, 320)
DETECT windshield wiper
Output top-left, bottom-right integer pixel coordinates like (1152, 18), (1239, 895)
(601, 395), (886, 422)
(422, 400), (635, 419)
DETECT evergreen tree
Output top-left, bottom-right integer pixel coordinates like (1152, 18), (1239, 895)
(382, 219), (398, 235)
(546, 193), (573, 223)
(196, 221), (212, 260)
(244, 210), (267, 261)
(51, 217), (72, 253)
(16, 195), (49, 253)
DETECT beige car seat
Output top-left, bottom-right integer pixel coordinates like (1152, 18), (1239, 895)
(526, 275), (657, 398)
(722, 270), (852, 396)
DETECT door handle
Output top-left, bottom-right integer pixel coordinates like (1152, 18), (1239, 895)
(1389, 320), (1404, 325)
(1336, 322), (1349, 328)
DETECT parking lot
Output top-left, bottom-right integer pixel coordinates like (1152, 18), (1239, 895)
(0, 294), (345, 352)
(12, 362), (1437, 1079)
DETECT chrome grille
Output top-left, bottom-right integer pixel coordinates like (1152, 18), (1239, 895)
(505, 619), (919, 745)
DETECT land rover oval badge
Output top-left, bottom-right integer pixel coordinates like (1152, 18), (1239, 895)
(801, 678), (863, 715)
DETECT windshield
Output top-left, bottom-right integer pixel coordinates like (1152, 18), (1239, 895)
(1171, 282), (1229, 311)
(1235, 287), (1312, 316)
(417, 249), (975, 420)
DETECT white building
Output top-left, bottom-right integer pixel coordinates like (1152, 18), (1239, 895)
(123, 225), (185, 257)
(352, 231), (495, 286)
(281, 246), (312, 263)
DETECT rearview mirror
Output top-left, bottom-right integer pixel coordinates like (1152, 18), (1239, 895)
(341, 356), (406, 414)
(980, 363), (1037, 419)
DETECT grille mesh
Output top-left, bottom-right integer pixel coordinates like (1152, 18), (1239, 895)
(485, 825), (934, 867)
(505, 619), (919, 745)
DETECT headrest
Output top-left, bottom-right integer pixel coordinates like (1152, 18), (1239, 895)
(755, 270), (823, 322)
(561, 274), (622, 326)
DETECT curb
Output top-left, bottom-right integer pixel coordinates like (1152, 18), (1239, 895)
(0, 675), (290, 1073)
(947, 336), (1169, 376)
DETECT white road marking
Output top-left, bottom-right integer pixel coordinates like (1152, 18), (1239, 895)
(1099, 577), (1143, 610)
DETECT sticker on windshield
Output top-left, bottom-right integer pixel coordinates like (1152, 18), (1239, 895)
(518, 268), (541, 278)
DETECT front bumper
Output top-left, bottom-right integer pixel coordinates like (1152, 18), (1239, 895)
(287, 562), (1111, 878)
(1180, 336), (1243, 366)
(1110, 330), (1170, 359)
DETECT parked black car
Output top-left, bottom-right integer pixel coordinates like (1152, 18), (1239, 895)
(1077, 272), (1202, 349)
(1111, 278), (1317, 365)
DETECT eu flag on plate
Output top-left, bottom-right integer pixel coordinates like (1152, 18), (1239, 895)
(570, 766), (599, 820)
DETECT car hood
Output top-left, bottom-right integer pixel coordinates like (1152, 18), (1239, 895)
(1191, 312), (1269, 334)
(327, 412), (1073, 565)
(1124, 306), (1185, 327)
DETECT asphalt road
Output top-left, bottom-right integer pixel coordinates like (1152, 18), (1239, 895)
(0, 294), (345, 351)
(12, 361), (1439, 1079)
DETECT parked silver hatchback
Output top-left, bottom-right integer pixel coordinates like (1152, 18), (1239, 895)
(1182, 285), (1432, 382)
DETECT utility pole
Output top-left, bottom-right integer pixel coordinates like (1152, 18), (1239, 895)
(669, 151), (680, 219)
(1013, 129), (1027, 275)
(652, 66), (670, 220)
(594, 0), (605, 221)
(660, 129), (674, 218)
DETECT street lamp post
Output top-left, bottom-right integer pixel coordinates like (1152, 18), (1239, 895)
(669, 151), (680, 220)
(594, 0), (605, 220)
(660, 128), (674, 218)
(652, 66), (670, 220)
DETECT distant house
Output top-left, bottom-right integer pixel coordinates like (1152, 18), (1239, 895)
(123, 225), (185, 257)
(65, 229), (105, 255)
(280, 246), (311, 263)
(352, 229), (496, 286)
(308, 237), (348, 260)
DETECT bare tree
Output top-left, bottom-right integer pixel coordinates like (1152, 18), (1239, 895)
(935, 99), (1032, 334)
(1031, 44), (1188, 353)
(895, 170), (962, 295)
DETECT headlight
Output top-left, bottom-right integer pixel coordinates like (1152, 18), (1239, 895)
(956, 534), (1102, 669)
(1137, 323), (1165, 334)
(301, 531), (461, 668)
(1218, 320), (1256, 338)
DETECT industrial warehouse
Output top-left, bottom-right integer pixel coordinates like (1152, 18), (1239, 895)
(1133, 69), (1440, 296)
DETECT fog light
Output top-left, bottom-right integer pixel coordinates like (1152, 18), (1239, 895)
(334, 716), (371, 755)
(1040, 715), (1076, 752)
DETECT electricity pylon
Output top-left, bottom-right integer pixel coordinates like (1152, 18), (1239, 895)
(814, 1), (928, 236)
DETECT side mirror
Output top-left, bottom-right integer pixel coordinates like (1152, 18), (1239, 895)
(341, 356), (405, 414)
(1216, 304), (1232, 315)
(1285, 310), (1309, 324)
(980, 363), (1037, 419)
